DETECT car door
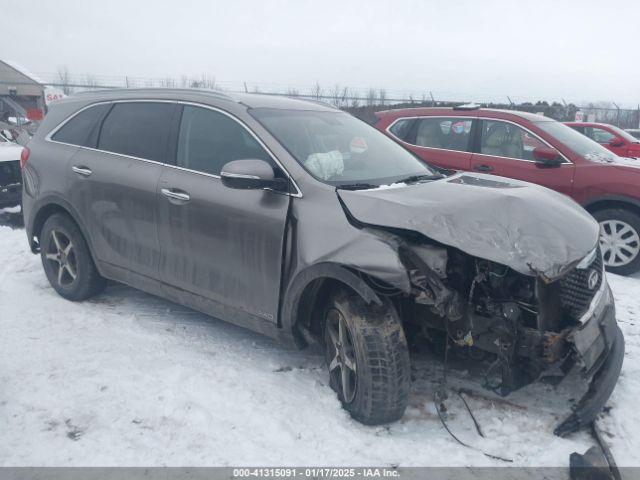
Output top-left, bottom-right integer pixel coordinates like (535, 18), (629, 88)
(157, 104), (290, 324)
(588, 126), (627, 157)
(66, 101), (176, 279)
(472, 119), (575, 195)
(388, 116), (474, 171)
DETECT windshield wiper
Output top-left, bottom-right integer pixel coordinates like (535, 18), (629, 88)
(393, 173), (445, 184)
(335, 182), (379, 191)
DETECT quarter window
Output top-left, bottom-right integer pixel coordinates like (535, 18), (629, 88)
(480, 120), (546, 160)
(176, 106), (271, 176)
(388, 118), (415, 141)
(52, 103), (111, 147)
(413, 118), (473, 152)
(98, 102), (175, 162)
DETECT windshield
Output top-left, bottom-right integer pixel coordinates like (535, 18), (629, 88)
(535, 120), (617, 163)
(250, 108), (437, 187)
(609, 125), (640, 143)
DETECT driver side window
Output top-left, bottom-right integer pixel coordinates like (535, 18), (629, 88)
(592, 127), (615, 144)
(177, 106), (272, 176)
(480, 120), (546, 161)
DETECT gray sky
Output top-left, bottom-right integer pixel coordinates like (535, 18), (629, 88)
(2, 0), (639, 105)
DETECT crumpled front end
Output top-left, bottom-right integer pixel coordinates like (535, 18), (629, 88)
(393, 235), (624, 436)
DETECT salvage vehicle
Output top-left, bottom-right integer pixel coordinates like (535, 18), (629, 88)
(0, 134), (23, 208)
(375, 106), (640, 275)
(22, 90), (623, 435)
(565, 121), (640, 159)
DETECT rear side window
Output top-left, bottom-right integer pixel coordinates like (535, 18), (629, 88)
(98, 102), (175, 162)
(413, 117), (473, 152)
(176, 105), (271, 176)
(51, 104), (111, 147)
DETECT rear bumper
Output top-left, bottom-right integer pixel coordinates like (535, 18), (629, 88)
(554, 294), (624, 436)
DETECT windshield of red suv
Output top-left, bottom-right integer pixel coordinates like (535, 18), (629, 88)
(535, 120), (618, 163)
(251, 108), (438, 187)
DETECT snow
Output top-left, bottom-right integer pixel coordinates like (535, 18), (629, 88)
(0, 224), (638, 467)
(3, 60), (48, 86)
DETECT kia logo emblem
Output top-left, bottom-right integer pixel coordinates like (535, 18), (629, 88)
(587, 270), (600, 290)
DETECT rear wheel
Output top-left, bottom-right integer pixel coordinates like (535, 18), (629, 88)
(40, 213), (106, 301)
(324, 288), (410, 425)
(593, 208), (640, 276)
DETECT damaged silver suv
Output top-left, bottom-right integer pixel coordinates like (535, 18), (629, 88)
(22, 90), (623, 435)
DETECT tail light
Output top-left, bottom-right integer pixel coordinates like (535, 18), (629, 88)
(20, 147), (30, 169)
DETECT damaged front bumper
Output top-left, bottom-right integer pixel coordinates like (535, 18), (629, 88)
(555, 284), (625, 436)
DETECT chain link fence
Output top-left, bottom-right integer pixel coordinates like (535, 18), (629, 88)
(10, 70), (640, 129)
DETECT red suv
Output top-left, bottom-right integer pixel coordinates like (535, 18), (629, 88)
(374, 106), (640, 275)
(565, 122), (640, 159)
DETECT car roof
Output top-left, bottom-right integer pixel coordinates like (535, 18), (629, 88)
(375, 107), (549, 123)
(564, 121), (615, 128)
(53, 88), (339, 112)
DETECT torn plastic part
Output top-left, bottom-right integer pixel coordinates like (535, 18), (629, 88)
(569, 445), (614, 480)
(399, 241), (465, 320)
(304, 150), (344, 180)
(337, 172), (600, 281)
(555, 326), (624, 437)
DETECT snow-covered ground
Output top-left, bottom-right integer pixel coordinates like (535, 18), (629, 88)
(0, 217), (638, 467)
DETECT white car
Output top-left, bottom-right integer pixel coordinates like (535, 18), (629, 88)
(0, 137), (23, 208)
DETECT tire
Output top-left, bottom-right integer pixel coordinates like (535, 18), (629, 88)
(40, 213), (106, 301)
(593, 208), (640, 276)
(323, 288), (410, 425)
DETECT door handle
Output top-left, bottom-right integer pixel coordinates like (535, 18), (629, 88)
(72, 166), (92, 176)
(161, 188), (190, 202)
(473, 164), (494, 173)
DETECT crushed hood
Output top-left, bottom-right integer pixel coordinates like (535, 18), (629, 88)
(338, 173), (599, 280)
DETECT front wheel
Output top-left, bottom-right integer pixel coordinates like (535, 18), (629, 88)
(594, 208), (640, 276)
(324, 289), (410, 425)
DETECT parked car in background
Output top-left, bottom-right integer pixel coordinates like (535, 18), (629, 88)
(374, 106), (640, 275)
(625, 128), (640, 140)
(0, 136), (23, 208)
(565, 122), (640, 158)
(20, 89), (623, 435)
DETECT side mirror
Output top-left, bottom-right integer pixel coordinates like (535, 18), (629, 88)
(532, 146), (563, 167)
(609, 137), (625, 147)
(220, 159), (289, 191)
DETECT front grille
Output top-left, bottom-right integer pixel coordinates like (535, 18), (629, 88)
(559, 248), (603, 321)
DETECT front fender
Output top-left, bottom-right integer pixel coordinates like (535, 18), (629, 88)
(280, 262), (384, 347)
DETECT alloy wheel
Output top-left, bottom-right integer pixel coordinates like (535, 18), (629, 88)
(599, 219), (640, 268)
(44, 230), (78, 287)
(326, 308), (357, 403)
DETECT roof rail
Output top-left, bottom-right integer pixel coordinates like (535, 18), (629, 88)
(453, 103), (481, 111)
(73, 87), (235, 102)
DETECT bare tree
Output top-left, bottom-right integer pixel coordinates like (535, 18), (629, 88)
(330, 84), (342, 107)
(311, 82), (323, 101)
(366, 88), (378, 107)
(84, 75), (99, 89)
(378, 88), (387, 106)
(57, 66), (73, 94)
(286, 88), (300, 97)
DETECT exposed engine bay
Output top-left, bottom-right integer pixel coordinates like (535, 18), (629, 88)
(385, 233), (611, 400)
